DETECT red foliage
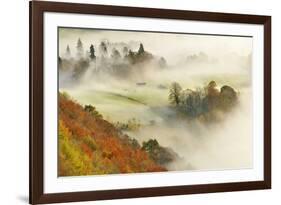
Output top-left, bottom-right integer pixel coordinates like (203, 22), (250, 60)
(59, 94), (166, 175)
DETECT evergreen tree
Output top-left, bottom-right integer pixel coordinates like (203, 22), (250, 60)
(126, 49), (135, 64)
(138, 43), (144, 54)
(65, 45), (71, 58)
(76, 38), (84, 58)
(89, 44), (96, 60)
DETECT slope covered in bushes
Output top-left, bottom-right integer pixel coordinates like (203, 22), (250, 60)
(58, 93), (166, 176)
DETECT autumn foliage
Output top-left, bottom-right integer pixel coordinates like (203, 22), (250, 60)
(58, 93), (166, 176)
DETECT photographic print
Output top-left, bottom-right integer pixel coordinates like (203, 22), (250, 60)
(30, 2), (271, 203)
(58, 28), (253, 177)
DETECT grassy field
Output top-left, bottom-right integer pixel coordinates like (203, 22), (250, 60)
(61, 84), (169, 124)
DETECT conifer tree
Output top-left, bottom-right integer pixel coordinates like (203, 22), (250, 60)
(138, 43), (144, 54)
(65, 45), (71, 58)
(89, 44), (96, 60)
(76, 38), (84, 58)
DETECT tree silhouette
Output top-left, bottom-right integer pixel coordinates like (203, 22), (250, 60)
(122, 46), (129, 56)
(99, 41), (108, 57)
(111, 48), (121, 60)
(206, 81), (219, 97)
(219, 85), (238, 110)
(76, 38), (84, 58)
(169, 82), (182, 106)
(138, 43), (144, 54)
(158, 57), (167, 68)
(65, 45), (71, 58)
(89, 44), (96, 60)
(205, 81), (220, 110)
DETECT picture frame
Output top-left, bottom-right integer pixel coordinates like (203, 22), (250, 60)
(30, 1), (271, 204)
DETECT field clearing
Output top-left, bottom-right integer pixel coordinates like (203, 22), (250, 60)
(61, 85), (170, 123)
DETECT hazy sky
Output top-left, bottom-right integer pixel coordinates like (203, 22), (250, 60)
(59, 27), (252, 64)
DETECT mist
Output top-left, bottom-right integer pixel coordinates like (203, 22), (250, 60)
(125, 90), (252, 171)
(59, 27), (253, 172)
(59, 27), (252, 65)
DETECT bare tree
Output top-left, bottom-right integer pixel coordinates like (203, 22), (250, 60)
(169, 82), (182, 106)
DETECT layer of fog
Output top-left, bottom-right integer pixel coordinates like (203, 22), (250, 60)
(59, 28), (253, 171)
(125, 90), (252, 171)
(63, 68), (253, 171)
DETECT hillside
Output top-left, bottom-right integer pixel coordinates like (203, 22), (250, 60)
(58, 93), (166, 176)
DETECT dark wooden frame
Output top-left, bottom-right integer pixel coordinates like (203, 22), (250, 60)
(30, 0), (271, 204)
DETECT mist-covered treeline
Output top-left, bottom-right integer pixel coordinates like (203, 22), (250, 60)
(168, 80), (238, 121)
(59, 38), (169, 87)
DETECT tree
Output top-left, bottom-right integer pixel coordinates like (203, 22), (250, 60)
(126, 49), (135, 64)
(205, 81), (220, 110)
(206, 81), (219, 97)
(72, 58), (90, 79)
(138, 43), (144, 55)
(219, 85), (237, 110)
(84, 104), (102, 118)
(111, 48), (121, 60)
(128, 49), (134, 57)
(184, 90), (203, 117)
(169, 82), (182, 106)
(142, 139), (159, 153)
(89, 44), (96, 60)
(122, 46), (129, 56)
(158, 57), (167, 68)
(65, 45), (71, 58)
(76, 38), (84, 58)
(99, 41), (108, 57)
(142, 139), (176, 166)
